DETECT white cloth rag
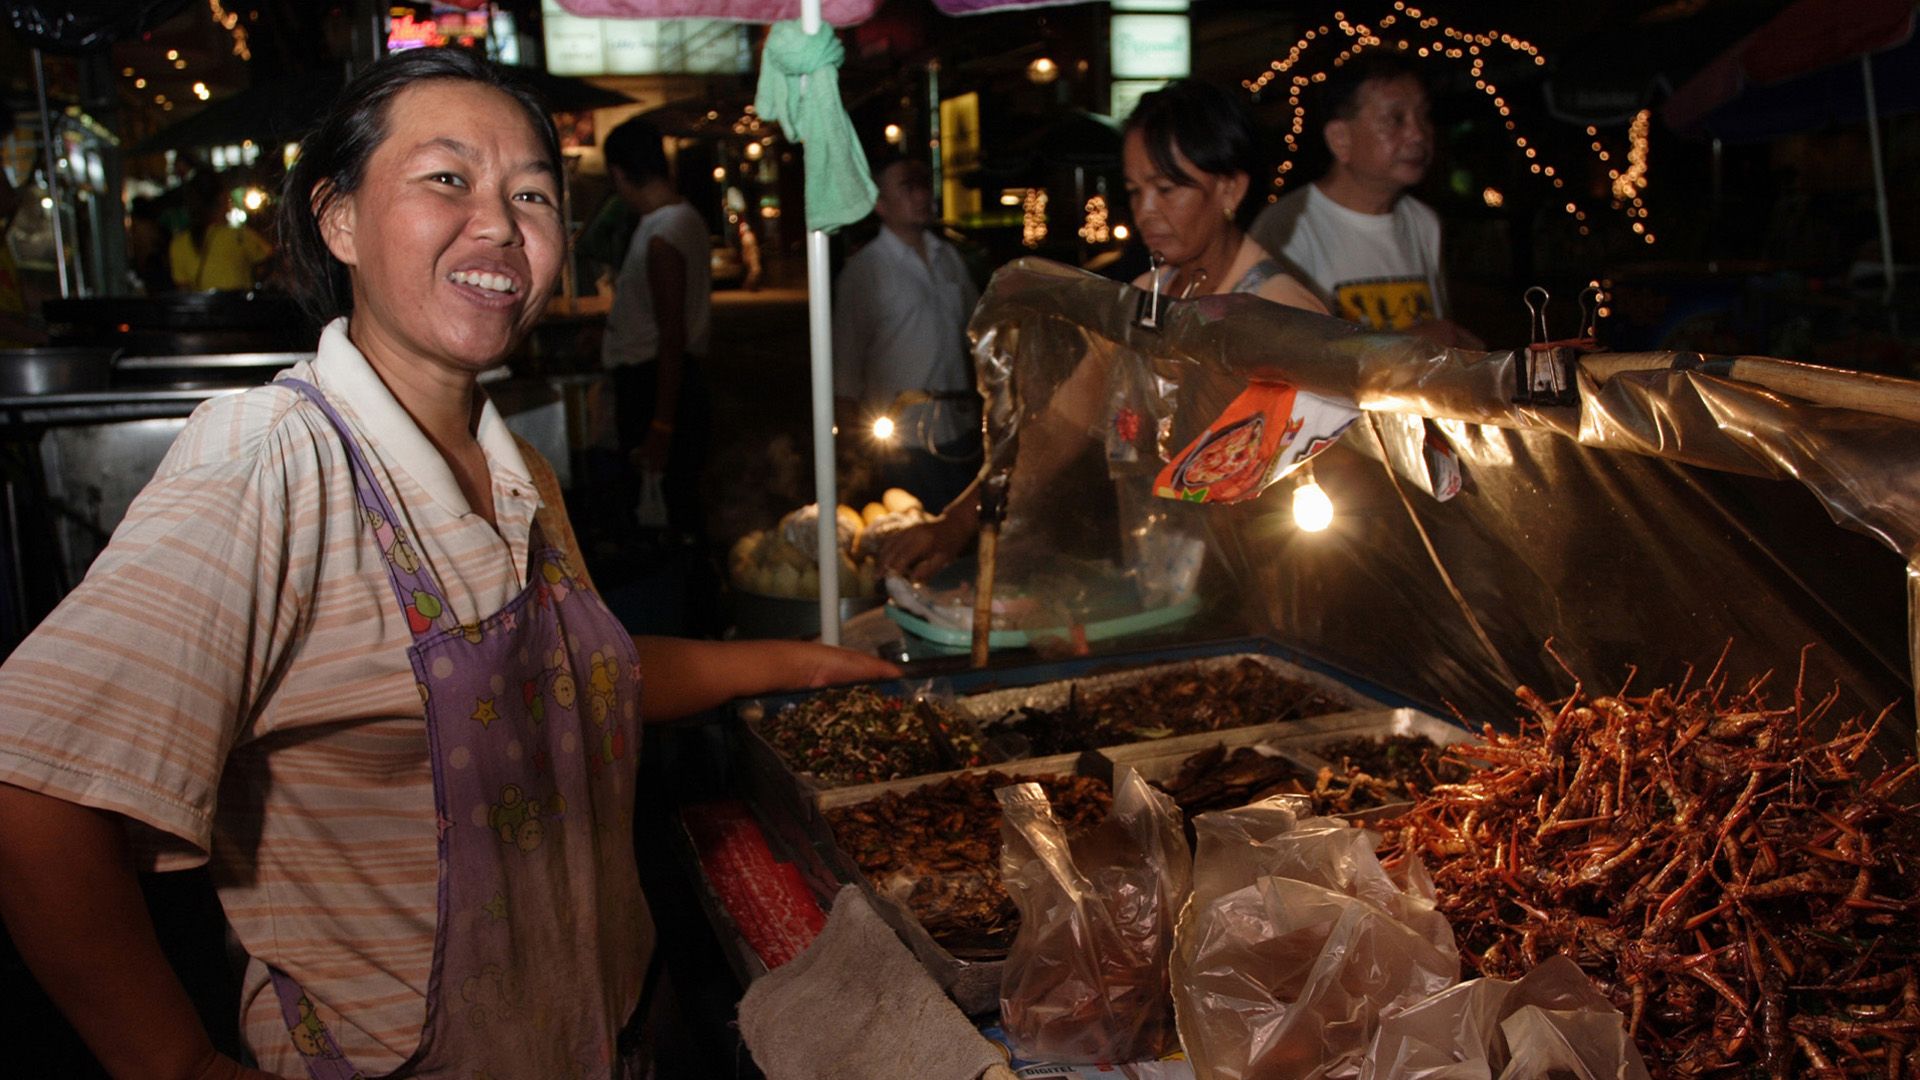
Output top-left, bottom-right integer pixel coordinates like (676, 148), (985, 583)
(738, 885), (1008, 1080)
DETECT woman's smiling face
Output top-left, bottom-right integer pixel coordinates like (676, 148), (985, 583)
(320, 80), (562, 377)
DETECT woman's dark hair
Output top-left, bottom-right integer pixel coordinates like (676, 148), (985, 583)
(279, 48), (561, 324)
(1123, 79), (1264, 225)
(602, 117), (670, 185)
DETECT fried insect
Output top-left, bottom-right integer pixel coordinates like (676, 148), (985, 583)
(994, 658), (1351, 754)
(1381, 649), (1920, 1079)
(761, 687), (989, 786)
(826, 771), (1112, 951)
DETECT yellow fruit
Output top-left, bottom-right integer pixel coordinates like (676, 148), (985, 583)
(729, 531), (760, 566)
(835, 504), (865, 540)
(861, 501), (888, 526)
(770, 564), (800, 596)
(773, 537), (814, 572)
(882, 487), (922, 515)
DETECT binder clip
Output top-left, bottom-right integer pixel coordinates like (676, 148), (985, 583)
(1132, 256), (1208, 330)
(1514, 285), (1593, 408)
(1134, 254), (1170, 330)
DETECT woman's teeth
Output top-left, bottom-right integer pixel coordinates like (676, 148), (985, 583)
(449, 270), (516, 294)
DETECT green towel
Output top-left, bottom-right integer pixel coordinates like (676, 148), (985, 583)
(754, 20), (877, 234)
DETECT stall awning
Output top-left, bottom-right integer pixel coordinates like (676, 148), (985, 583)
(554, 0), (1099, 28)
(1663, 0), (1919, 138)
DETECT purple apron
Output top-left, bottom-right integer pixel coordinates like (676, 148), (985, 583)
(266, 378), (650, 1078)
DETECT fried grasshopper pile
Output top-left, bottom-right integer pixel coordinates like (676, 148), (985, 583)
(1384, 654), (1919, 1078)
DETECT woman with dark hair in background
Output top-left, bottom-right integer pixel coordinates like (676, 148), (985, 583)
(1119, 79), (1326, 309)
(877, 78), (1327, 581)
(169, 169), (273, 292)
(0, 47), (892, 1079)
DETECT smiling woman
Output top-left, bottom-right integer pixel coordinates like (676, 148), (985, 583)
(0, 47), (897, 1080)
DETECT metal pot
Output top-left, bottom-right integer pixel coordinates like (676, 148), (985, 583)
(0, 347), (117, 396)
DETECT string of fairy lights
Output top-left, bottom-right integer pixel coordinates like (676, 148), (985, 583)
(1242, 2), (1656, 246)
(117, 3), (257, 115)
(208, 0), (251, 61)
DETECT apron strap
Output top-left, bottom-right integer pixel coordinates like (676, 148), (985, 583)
(277, 376), (455, 641)
(267, 967), (368, 1080)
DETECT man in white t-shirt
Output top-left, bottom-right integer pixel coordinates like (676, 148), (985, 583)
(833, 156), (982, 511)
(601, 117), (714, 540)
(1251, 55), (1480, 347)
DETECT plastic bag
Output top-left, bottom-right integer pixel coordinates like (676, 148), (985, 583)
(1172, 799), (1459, 1080)
(1364, 955), (1651, 1080)
(998, 767), (1192, 1063)
(636, 470), (669, 529)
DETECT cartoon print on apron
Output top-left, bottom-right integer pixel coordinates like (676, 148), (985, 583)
(266, 378), (650, 1079)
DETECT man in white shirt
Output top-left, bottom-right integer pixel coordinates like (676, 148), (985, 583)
(1251, 55), (1480, 347)
(601, 117), (714, 540)
(833, 156), (983, 511)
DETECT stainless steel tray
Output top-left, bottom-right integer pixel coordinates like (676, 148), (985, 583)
(1095, 708), (1479, 820)
(804, 757), (1106, 1016)
(954, 651), (1385, 723)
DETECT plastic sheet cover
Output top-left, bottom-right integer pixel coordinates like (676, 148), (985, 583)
(997, 768), (1191, 1063)
(1170, 800), (1458, 1079)
(967, 258), (1917, 744)
(1364, 954), (1651, 1080)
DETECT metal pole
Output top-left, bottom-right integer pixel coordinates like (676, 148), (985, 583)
(31, 49), (70, 299)
(1861, 54), (1896, 306)
(801, 0), (841, 644)
(1709, 138), (1722, 259)
(928, 61), (942, 220)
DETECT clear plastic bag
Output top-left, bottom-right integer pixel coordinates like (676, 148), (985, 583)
(1172, 799), (1459, 1080)
(997, 767), (1192, 1063)
(1365, 955), (1651, 1080)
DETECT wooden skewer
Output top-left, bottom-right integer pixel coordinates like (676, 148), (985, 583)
(970, 474), (1010, 669)
(970, 523), (997, 669)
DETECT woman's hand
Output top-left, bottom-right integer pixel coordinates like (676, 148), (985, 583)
(876, 511), (976, 582)
(764, 639), (902, 689)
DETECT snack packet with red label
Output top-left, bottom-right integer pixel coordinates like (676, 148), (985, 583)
(1153, 381), (1358, 504)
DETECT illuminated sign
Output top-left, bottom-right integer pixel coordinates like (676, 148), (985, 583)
(388, 5), (518, 61)
(939, 93), (981, 224)
(1110, 14), (1190, 80)
(540, 0), (748, 76)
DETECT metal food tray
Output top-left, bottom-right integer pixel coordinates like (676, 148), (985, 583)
(1096, 708), (1479, 821)
(730, 696), (1017, 823)
(802, 755), (1107, 1016)
(730, 641), (1419, 826)
(953, 651), (1387, 729)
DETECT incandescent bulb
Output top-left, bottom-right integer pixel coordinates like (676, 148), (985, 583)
(871, 416), (896, 442)
(1293, 480), (1334, 532)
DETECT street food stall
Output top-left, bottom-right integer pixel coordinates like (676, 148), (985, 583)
(681, 257), (1920, 1079)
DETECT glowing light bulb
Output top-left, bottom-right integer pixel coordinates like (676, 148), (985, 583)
(1293, 479), (1334, 532)
(871, 416), (895, 442)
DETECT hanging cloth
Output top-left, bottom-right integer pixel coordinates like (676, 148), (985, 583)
(754, 20), (876, 234)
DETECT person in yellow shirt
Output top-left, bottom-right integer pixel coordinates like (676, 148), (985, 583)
(169, 171), (272, 292)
